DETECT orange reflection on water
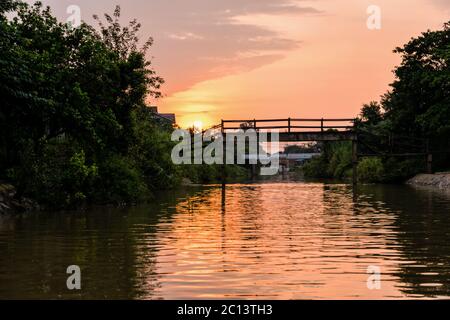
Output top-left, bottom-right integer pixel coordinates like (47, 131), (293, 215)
(150, 183), (406, 299)
(2, 182), (450, 299)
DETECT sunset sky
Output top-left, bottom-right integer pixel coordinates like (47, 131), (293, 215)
(34, 0), (449, 128)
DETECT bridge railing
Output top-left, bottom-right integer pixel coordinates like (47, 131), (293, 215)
(220, 118), (357, 133)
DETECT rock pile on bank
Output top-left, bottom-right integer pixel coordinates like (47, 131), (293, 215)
(0, 183), (39, 214)
(407, 173), (450, 189)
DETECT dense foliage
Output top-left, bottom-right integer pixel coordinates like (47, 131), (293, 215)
(302, 141), (352, 179)
(0, 2), (170, 207)
(0, 2), (242, 208)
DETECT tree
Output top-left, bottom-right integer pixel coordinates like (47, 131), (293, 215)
(0, 0), (18, 14)
(0, 2), (176, 206)
(360, 101), (383, 125)
(92, 5), (164, 99)
(381, 21), (450, 137)
(354, 21), (450, 177)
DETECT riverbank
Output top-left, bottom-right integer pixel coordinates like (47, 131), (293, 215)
(0, 183), (39, 214)
(407, 173), (450, 189)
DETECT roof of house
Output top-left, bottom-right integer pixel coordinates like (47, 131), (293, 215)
(147, 106), (176, 124)
(281, 153), (321, 160)
(244, 153), (321, 160)
(158, 113), (176, 123)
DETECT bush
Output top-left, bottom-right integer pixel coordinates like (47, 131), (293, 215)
(8, 140), (98, 208)
(93, 155), (148, 204)
(129, 109), (182, 190)
(303, 141), (352, 179)
(303, 157), (330, 178)
(327, 142), (352, 178)
(382, 158), (424, 183)
(357, 157), (384, 183)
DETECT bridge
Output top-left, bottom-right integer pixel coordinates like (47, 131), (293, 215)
(220, 118), (356, 141)
(199, 117), (432, 186)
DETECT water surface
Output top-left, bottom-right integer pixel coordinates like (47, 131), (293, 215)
(1, 182), (450, 299)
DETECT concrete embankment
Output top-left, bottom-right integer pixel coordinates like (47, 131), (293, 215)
(0, 183), (39, 214)
(407, 173), (450, 189)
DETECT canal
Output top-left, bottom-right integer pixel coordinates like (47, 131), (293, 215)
(1, 182), (450, 299)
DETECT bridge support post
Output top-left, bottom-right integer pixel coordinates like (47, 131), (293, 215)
(427, 154), (433, 174)
(221, 121), (227, 187)
(352, 139), (358, 187)
(250, 164), (257, 179)
(426, 139), (433, 174)
(255, 129), (260, 178)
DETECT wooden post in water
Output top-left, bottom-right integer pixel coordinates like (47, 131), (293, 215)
(221, 120), (227, 187)
(255, 120), (260, 178)
(427, 154), (433, 174)
(426, 140), (433, 174)
(352, 139), (358, 187)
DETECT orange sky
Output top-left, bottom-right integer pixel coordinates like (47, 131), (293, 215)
(37, 0), (449, 128)
(159, 0), (449, 128)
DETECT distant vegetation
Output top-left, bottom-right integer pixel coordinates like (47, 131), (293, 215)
(303, 21), (450, 183)
(303, 141), (352, 179)
(283, 143), (320, 154)
(0, 2), (246, 209)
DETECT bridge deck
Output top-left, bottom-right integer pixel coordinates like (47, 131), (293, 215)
(277, 131), (356, 142)
(217, 118), (357, 142)
(221, 131), (356, 141)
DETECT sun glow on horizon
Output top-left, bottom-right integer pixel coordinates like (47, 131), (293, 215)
(192, 120), (203, 131)
(176, 113), (215, 129)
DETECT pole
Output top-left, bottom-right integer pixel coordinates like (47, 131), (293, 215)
(426, 139), (433, 174)
(352, 139), (358, 187)
(427, 154), (433, 174)
(221, 120), (227, 187)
